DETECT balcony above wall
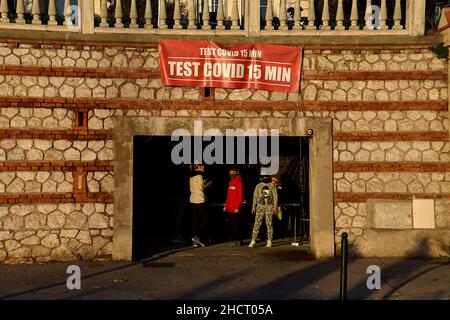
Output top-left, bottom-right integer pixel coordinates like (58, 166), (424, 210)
(0, 0), (428, 39)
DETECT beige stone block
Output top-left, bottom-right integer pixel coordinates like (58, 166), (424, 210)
(339, 151), (354, 161)
(0, 231), (13, 241)
(214, 89), (228, 100)
(354, 119), (369, 131)
(412, 141), (430, 151)
(385, 180), (407, 193)
(5, 54), (20, 65)
(184, 89), (200, 100)
(76, 230), (92, 244)
(338, 81), (351, 92)
(251, 90), (269, 101)
(24, 213), (46, 229)
(366, 80), (383, 90)
(7, 148), (25, 160)
(100, 175), (114, 193)
(63, 148), (80, 161)
(342, 206), (357, 217)
(15, 141), (31, 151)
(101, 229), (113, 237)
(25, 180), (41, 193)
(317, 90), (331, 101)
(398, 119), (414, 131)
(425, 182), (440, 193)
(440, 182), (450, 193)
(370, 119), (383, 131)
(26, 149), (43, 161)
(423, 150), (439, 162)
(406, 111), (422, 121)
(341, 120), (355, 131)
(105, 204), (113, 216)
(47, 211), (66, 229)
(336, 215), (352, 228)
(42, 180), (57, 193)
(0, 172), (15, 185)
(384, 119), (397, 131)
(334, 111), (347, 121)
(92, 236), (109, 253)
(407, 181), (424, 193)
(9, 247), (32, 259)
(346, 142), (361, 153)
(120, 83), (138, 99)
(41, 234), (60, 249)
(99, 242), (113, 256)
(88, 214), (109, 229)
(332, 89), (346, 101)
(77, 245), (95, 260)
(362, 142), (378, 151)
(51, 245), (75, 261)
(352, 216), (366, 228)
(98, 147), (114, 161)
(60, 229), (78, 238)
(429, 59), (445, 70)
(352, 180), (366, 193)
(36, 171), (50, 183)
(355, 150), (370, 161)
(270, 92), (287, 101)
(6, 178), (25, 193)
(20, 235), (40, 245)
(362, 89), (375, 101)
(359, 61), (371, 71)
(375, 91), (388, 101)
(66, 211), (87, 229)
(370, 150), (385, 162)
(430, 120), (444, 131)
(0, 249), (6, 262)
(228, 90), (252, 101)
(5, 239), (21, 251)
(59, 84), (74, 98)
(336, 179), (351, 192)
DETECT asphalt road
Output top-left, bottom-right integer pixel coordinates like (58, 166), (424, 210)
(0, 240), (448, 300)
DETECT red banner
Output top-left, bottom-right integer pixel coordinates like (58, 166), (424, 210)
(159, 40), (303, 93)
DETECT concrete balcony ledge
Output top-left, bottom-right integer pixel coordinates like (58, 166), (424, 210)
(0, 28), (442, 48)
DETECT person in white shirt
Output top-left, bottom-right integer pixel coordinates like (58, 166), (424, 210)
(190, 164), (212, 247)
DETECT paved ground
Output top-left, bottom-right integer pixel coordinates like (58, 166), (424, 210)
(0, 239), (448, 300)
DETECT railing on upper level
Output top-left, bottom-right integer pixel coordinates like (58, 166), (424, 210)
(0, 0), (427, 37)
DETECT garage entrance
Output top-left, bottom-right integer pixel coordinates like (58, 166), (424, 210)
(132, 135), (310, 260)
(112, 117), (334, 260)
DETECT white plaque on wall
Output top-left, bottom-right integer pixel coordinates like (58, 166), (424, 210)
(413, 199), (436, 229)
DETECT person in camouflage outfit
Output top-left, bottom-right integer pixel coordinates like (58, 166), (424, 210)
(249, 176), (278, 248)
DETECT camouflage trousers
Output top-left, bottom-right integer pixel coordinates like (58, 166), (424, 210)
(251, 206), (274, 241)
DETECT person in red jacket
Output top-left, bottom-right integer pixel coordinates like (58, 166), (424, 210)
(223, 167), (244, 247)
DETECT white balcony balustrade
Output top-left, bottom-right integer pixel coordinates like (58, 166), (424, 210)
(0, 0), (427, 36)
(0, 0), (81, 32)
(259, 0), (422, 36)
(94, 0), (246, 35)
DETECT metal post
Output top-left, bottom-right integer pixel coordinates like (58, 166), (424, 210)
(339, 232), (348, 300)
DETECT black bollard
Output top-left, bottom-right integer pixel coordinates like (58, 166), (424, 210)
(339, 232), (348, 300)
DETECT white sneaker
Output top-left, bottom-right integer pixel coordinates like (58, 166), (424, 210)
(248, 240), (256, 248)
(266, 240), (272, 248)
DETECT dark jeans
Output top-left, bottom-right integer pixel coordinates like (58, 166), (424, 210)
(227, 212), (242, 241)
(191, 203), (211, 241)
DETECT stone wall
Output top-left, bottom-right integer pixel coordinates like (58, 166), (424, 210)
(0, 39), (449, 263)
